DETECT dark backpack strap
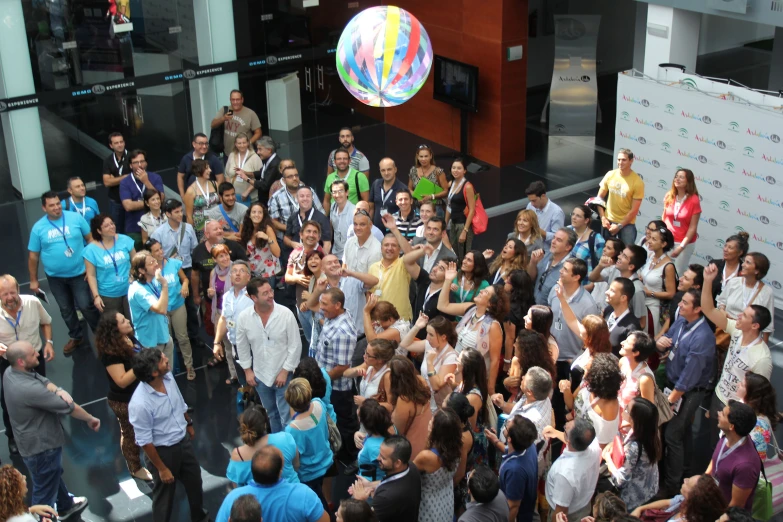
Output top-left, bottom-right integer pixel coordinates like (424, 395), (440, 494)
(588, 231), (599, 269)
(352, 169), (359, 201)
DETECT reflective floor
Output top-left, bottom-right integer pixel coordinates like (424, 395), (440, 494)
(2, 118), (782, 521)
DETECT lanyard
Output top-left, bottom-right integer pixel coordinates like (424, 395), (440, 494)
(427, 344), (452, 374)
(448, 178), (465, 206)
(607, 309), (629, 332)
(48, 215), (71, 250)
(377, 466), (411, 490)
(195, 180), (210, 202)
(734, 334), (763, 356)
(674, 317), (705, 350)
(236, 150), (249, 170)
(114, 150), (127, 176)
(556, 288), (580, 326)
(284, 189), (299, 212)
(170, 224), (184, 255)
(101, 238), (120, 276)
(380, 185), (395, 206)
(714, 437), (746, 475)
(297, 208), (315, 228)
(146, 282), (161, 299)
(741, 281), (760, 309)
(423, 286), (440, 307)
(4, 309), (22, 340)
(459, 276), (473, 302)
(723, 264), (739, 284)
(492, 268), (505, 285)
(70, 198), (87, 217)
(673, 195), (686, 220)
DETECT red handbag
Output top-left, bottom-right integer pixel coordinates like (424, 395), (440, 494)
(463, 183), (488, 235)
(611, 434), (625, 468)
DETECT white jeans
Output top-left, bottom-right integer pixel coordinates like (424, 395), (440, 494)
(671, 242), (695, 275)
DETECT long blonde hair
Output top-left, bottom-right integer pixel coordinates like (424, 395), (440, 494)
(663, 168), (699, 206)
(513, 209), (545, 244)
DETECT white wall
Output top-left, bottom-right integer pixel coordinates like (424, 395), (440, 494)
(697, 14), (775, 54)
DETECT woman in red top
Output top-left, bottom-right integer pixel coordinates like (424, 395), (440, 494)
(662, 168), (701, 274)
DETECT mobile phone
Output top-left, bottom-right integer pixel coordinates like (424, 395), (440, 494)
(226, 109), (234, 116)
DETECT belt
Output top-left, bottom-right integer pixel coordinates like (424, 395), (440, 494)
(666, 381), (709, 394)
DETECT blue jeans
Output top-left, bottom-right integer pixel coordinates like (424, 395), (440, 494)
(601, 223), (637, 246)
(22, 447), (75, 511)
(298, 309), (313, 345)
(48, 273), (101, 340)
(255, 373), (292, 433)
(109, 199), (126, 236)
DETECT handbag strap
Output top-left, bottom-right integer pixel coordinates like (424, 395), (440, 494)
(759, 451), (769, 483)
(749, 282), (765, 306)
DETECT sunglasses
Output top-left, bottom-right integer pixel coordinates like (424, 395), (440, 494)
(355, 209), (371, 218)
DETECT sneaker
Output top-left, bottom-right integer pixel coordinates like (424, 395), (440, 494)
(63, 338), (82, 355)
(59, 496), (88, 520)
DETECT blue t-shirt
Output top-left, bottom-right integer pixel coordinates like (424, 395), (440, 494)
(226, 432), (301, 486)
(285, 398), (334, 483)
(499, 445), (538, 522)
(63, 196), (100, 224)
(119, 172), (165, 234)
(216, 479), (323, 522)
(28, 212), (91, 278)
(153, 258), (184, 311)
(82, 234), (135, 298)
(128, 281), (170, 348)
(358, 435), (386, 481)
(320, 367), (337, 422)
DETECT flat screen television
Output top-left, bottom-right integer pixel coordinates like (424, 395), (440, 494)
(433, 55), (479, 112)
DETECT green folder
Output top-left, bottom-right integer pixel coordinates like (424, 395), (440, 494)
(411, 178), (440, 200)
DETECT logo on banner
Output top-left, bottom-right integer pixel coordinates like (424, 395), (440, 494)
(751, 234), (783, 250)
(737, 208), (776, 226)
(728, 121), (740, 132)
(743, 147), (755, 157)
(621, 111), (630, 121)
(678, 150), (712, 165)
(665, 104), (675, 114)
(695, 134), (729, 150)
(622, 95), (654, 108)
(556, 18), (587, 40)
(719, 201), (731, 211)
(761, 154), (783, 166)
(646, 196), (658, 204)
(724, 162), (735, 173)
(695, 174), (726, 189)
(661, 142), (671, 153)
(757, 195), (783, 208)
(618, 131), (650, 145)
(767, 280), (782, 290)
(738, 186), (750, 198)
(715, 239), (726, 248)
(634, 118), (666, 131)
(681, 78), (698, 89)
(92, 84), (106, 94)
(681, 110), (715, 125)
(678, 128), (689, 138)
(558, 76), (590, 82)
(747, 129), (781, 144)
(741, 169), (776, 185)
(0, 102), (6, 112)
(635, 155), (661, 169)
(699, 216), (721, 228)
(658, 179), (669, 189)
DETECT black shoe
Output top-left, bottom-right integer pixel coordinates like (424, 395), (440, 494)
(59, 496), (88, 520)
(8, 439), (18, 455)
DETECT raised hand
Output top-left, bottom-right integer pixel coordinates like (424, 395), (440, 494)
(364, 293), (378, 312)
(483, 249), (494, 259)
(444, 261), (459, 282)
(703, 263), (718, 282)
(530, 249), (545, 264)
(415, 312), (429, 330)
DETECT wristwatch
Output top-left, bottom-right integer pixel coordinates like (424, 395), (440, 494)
(46, 340), (54, 344)
(427, 371), (436, 377)
(187, 419), (194, 427)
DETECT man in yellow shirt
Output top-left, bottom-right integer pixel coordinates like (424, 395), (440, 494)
(595, 148), (644, 245)
(368, 235), (412, 321)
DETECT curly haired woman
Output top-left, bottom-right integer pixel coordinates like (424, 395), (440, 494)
(0, 464), (58, 521)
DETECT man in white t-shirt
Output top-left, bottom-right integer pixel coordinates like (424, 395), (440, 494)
(701, 263), (772, 445)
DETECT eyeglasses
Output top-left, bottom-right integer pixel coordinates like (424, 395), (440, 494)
(364, 352), (378, 360)
(331, 189), (345, 195)
(417, 144), (431, 150)
(194, 141), (209, 146)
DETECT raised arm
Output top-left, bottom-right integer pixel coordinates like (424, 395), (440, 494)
(527, 249), (544, 279)
(437, 262), (475, 316)
(700, 264), (728, 330)
(402, 245), (427, 280)
(555, 283), (584, 339)
(399, 312), (429, 354)
(589, 255), (613, 282)
(382, 213), (412, 255)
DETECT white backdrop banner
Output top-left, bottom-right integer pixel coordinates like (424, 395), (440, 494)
(614, 71), (783, 307)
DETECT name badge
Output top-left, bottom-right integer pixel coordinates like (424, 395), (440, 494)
(555, 320), (563, 331)
(673, 220), (681, 227)
(115, 274), (125, 283)
(227, 320), (236, 329)
(374, 289), (382, 297)
(668, 349), (675, 361)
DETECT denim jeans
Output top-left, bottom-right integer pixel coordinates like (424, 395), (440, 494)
(109, 199), (126, 237)
(22, 447), (75, 511)
(48, 274), (101, 340)
(298, 308), (313, 345)
(601, 223), (637, 246)
(255, 373), (292, 433)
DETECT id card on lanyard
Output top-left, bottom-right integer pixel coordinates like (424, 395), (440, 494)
(668, 317), (705, 360)
(4, 309), (22, 340)
(49, 215), (74, 257)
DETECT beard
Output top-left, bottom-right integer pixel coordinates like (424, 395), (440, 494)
(341, 141), (351, 149)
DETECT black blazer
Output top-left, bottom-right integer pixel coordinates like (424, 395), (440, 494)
(603, 306), (642, 357)
(252, 154), (282, 203)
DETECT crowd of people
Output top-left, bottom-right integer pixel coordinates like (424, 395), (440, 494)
(0, 108), (780, 522)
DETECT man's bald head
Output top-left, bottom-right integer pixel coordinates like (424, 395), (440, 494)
(7, 341), (35, 368)
(251, 445), (283, 485)
(354, 201), (370, 214)
(0, 275), (21, 311)
(0, 275), (18, 289)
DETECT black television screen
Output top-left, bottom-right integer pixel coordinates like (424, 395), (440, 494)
(433, 55), (478, 112)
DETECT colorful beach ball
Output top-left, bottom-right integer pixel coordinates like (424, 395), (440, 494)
(336, 6), (433, 107)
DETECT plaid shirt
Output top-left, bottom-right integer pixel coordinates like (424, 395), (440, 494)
(268, 185), (324, 239)
(393, 210), (422, 240)
(315, 310), (358, 391)
(508, 398), (553, 444)
(567, 226), (606, 273)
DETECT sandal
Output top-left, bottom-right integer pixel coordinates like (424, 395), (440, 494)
(187, 367), (196, 381)
(132, 468), (153, 481)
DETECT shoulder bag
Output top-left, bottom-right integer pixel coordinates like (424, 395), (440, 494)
(463, 182), (488, 235)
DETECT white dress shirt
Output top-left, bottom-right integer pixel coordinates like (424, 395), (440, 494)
(342, 234), (382, 274)
(235, 302), (302, 387)
(545, 439), (601, 513)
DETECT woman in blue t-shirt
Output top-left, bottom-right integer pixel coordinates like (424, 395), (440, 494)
(128, 250), (173, 361)
(356, 398), (393, 481)
(84, 214), (136, 319)
(146, 238), (195, 380)
(285, 378), (334, 516)
(227, 405), (300, 486)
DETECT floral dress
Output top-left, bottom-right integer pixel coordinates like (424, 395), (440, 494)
(409, 165), (446, 210)
(246, 239), (281, 278)
(192, 181), (219, 242)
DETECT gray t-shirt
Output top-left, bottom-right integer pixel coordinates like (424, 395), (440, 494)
(3, 368), (74, 457)
(548, 285), (601, 361)
(459, 490), (510, 522)
(206, 202), (248, 234)
(217, 106), (262, 154)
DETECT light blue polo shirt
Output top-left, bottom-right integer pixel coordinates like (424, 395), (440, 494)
(128, 281), (170, 348)
(154, 258), (185, 312)
(63, 196), (100, 223)
(28, 212), (91, 278)
(82, 234), (135, 298)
